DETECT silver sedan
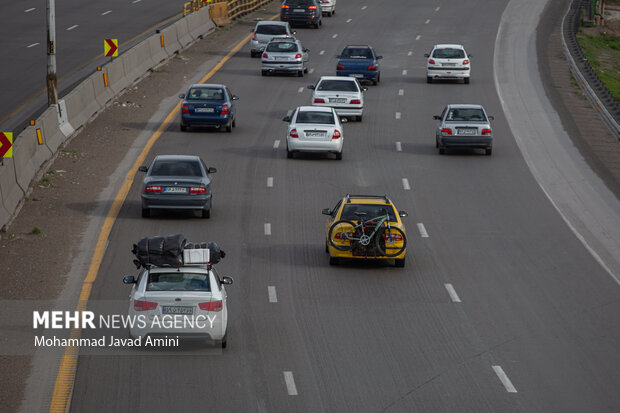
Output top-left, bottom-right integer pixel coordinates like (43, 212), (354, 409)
(261, 38), (309, 77)
(434, 104), (494, 155)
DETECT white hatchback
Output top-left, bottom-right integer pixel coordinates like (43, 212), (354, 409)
(308, 76), (367, 121)
(319, 0), (336, 16)
(284, 106), (345, 160)
(425, 44), (471, 84)
(123, 265), (233, 348)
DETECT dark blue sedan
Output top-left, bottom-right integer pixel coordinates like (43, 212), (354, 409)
(179, 84), (239, 132)
(336, 45), (382, 85)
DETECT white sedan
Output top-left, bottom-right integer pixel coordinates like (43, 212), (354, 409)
(424, 44), (471, 84)
(284, 106), (345, 160)
(308, 76), (367, 121)
(320, 0), (336, 16)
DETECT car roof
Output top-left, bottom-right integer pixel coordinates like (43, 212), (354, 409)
(256, 20), (289, 27)
(188, 83), (225, 89)
(153, 154), (202, 162)
(343, 45), (372, 49)
(446, 104), (484, 109)
(318, 76), (357, 81)
(341, 194), (395, 205)
(268, 37), (298, 43)
(148, 266), (210, 274)
(297, 106), (333, 113)
(433, 44), (465, 50)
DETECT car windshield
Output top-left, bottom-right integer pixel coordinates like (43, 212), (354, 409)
(147, 272), (210, 291)
(187, 88), (224, 100)
(296, 111), (335, 124)
(446, 108), (486, 122)
(432, 48), (465, 59)
(266, 42), (298, 52)
(285, 0), (313, 6)
(256, 25), (287, 35)
(317, 80), (359, 92)
(340, 204), (397, 222)
(340, 48), (373, 59)
(150, 160), (203, 177)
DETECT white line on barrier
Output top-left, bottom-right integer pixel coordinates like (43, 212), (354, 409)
(25, 8), (35, 12)
(66, 25), (78, 31)
(346, 18), (352, 23)
(332, 34), (338, 39)
(402, 69), (407, 75)
(492, 366), (518, 393)
(417, 223), (429, 237)
(361, 6), (367, 10)
(444, 284), (461, 302)
(283, 372), (298, 395)
(398, 89), (404, 96)
(395, 142), (402, 152)
(298, 87), (304, 93)
(102, 10), (112, 16)
(436, 6), (441, 11)
(402, 178), (411, 190)
(273, 140), (280, 149)
(267, 177), (273, 188)
(416, 35), (421, 41)
(320, 50), (325, 55)
(268, 286), (278, 303)
(395, 112), (401, 120)
(27, 43), (39, 48)
(264, 223), (272, 236)
(425, 19), (430, 24)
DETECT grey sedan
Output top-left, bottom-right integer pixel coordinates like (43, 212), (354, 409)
(261, 38), (309, 77)
(434, 104), (494, 155)
(139, 155), (217, 218)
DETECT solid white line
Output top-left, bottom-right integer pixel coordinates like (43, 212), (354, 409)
(395, 112), (401, 120)
(320, 50), (325, 55)
(25, 8), (35, 12)
(361, 6), (367, 10)
(332, 34), (338, 39)
(444, 283), (461, 302)
(27, 43), (39, 48)
(402, 178), (410, 190)
(309, 68), (315, 74)
(492, 366), (518, 393)
(268, 286), (278, 303)
(264, 223), (271, 236)
(417, 222), (429, 238)
(425, 19), (430, 24)
(346, 18), (352, 23)
(416, 35), (421, 41)
(102, 10), (112, 16)
(273, 140), (280, 149)
(407, 51), (413, 56)
(398, 89), (404, 96)
(298, 87), (304, 93)
(402, 69), (407, 75)
(267, 177), (273, 188)
(436, 6), (441, 11)
(395, 142), (402, 152)
(283, 371), (298, 395)
(66, 25), (78, 31)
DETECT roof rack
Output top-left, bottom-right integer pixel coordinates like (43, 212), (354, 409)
(345, 194), (390, 203)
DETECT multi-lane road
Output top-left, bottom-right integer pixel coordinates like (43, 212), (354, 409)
(15, 0), (620, 411)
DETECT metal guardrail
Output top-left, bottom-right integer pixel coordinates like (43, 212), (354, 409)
(561, 0), (620, 141)
(184, 0), (210, 17)
(184, 0), (273, 20)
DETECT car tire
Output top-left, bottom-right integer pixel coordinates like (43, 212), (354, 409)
(232, 118), (236, 128)
(329, 256), (339, 266)
(225, 122), (232, 133)
(439, 147), (446, 155)
(464, 77), (470, 84)
(298, 70), (303, 77)
(335, 151), (342, 160)
(261, 70), (267, 76)
(217, 332), (227, 349)
(435, 138), (439, 148)
(202, 208), (211, 219)
(180, 124), (188, 132)
(372, 79), (378, 86)
(287, 149), (293, 159)
(314, 23), (320, 29)
(141, 208), (150, 218)
(427, 76), (432, 84)
(394, 258), (406, 268)
(485, 147), (493, 156)
(304, 66), (308, 73)
(357, 115), (363, 122)
(377, 73), (381, 83)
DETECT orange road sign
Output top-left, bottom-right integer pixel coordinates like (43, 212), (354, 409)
(0, 132), (13, 158)
(104, 39), (118, 57)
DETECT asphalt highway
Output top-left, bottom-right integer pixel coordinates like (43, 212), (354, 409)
(55, 0), (620, 411)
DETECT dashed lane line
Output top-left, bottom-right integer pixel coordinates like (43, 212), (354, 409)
(283, 372), (298, 395)
(417, 223), (429, 238)
(444, 283), (461, 302)
(493, 366), (518, 393)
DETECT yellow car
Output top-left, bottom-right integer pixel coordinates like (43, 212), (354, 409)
(322, 194), (408, 267)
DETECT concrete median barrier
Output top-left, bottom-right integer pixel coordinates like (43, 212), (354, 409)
(123, 41), (155, 85)
(12, 126), (53, 193)
(39, 106), (66, 154)
(92, 70), (115, 108)
(0, 158), (22, 231)
(176, 17), (194, 48)
(63, 76), (102, 130)
(147, 33), (171, 67)
(160, 23), (183, 56)
(105, 57), (130, 96)
(194, 6), (217, 37)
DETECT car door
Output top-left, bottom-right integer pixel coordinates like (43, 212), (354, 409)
(325, 199), (343, 237)
(436, 106), (447, 138)
(225, 87), (235, 119)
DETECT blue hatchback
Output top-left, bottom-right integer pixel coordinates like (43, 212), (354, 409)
(179, 84), (239, 132)
(336, 45), (382, 85)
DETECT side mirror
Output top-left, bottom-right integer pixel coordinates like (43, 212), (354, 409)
(282, 116), (291, 122)
(307, 85), (315, 90)
(221, 276), (234, 285)
(488, 115), (494, 120)
(336, 55), (340, 59)
(138, 166), (148, 172)
(399, 210), (408, 218)
(362, 87), (368, 91)
(208, 167), (217, 174)
(433, 115), (441, 120)
(468, 54), (473, 58)
(376, 56), (383, 59)
(232, 95), (239, 100)
(424, 53), (429, 57)
(340, 117), (348, 123)
(123, 276), (136, 284)
(292, 30), (297, 35)
(303, 48), (309, 52)
(322, 208), (332, 215)
(178, 93), (185, 99)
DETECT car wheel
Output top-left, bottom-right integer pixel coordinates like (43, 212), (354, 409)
(225, 122), (232, 133)
(485, 147), (493, 156)
(202, 208), (211, 219)
(180, 123), (187, 132)
(377, 73), (381, 83)
(372, 79), (378, 86)
(335, 151), (342, 160)
(261, 70), (267, 76)
(314, 22), (320, 29)
(464, 77), (470, 84)
(325, 242), (329, 253)
(217, 332), (227, 349)
(304, 66), (308, 73)
(232, 118), (236, 128)
(394, 258), (406, 268)
(435, 138), (439, 148)
(357, 115), (363, 122)
(141, 208), (150, 218)
(332, 9), (335, 15)
(439, 147), (446, 155)
(427, 77), (432, 84)
(329, 256), (339, 266)
(287, 149), (293, 159)
(298, 70), (303, 77)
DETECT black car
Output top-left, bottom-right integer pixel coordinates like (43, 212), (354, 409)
(139, 155), (217, 218)
(281, 0), (322, 28)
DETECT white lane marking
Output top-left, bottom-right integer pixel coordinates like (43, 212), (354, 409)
(309, 68), (315, 74)
(425, 19), (430, 24)
(402, 69), (407, 75)
(395, 112), (401, 120)
(444, 283), (461, 302)
(492, 366), (518, 393)
(361, 6), (367, 10)
(407, 51), (413, 56)
(283, 371), (298, 395)
(395, 142), (402, 152)
(264, 223), (272, 236)
(298, 87), (304, 93)
(346, 18), (352, 23)
(417, 223), (429, 238)
(416, 35), (421, 41)
(66, 25), (78, 31)
(273, 140), (280, 149)
(436, 6), (441, 12)
(267, 177), (273, 187)
(27, 43), (39, 48)
(402, 178), (411, 190)
(102, 10), (112, 16)
(320, 50), (325, 55)
(132, 0), (142, 3)
(398, 89), (404, 96)
(332, 34), (338, 39)
(268, 286), (278, 303)
(25, 8), (36, 12)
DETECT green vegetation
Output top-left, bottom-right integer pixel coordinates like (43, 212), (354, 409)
(577, 31), (620, 101)
(40, 177), (51, 187)
(31, 227), (42, 235)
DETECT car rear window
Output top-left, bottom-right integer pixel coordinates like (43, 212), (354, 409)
(256, 24), (287, 35)
(150, 160), (203, 177)
(147, 272), (210, 291)
(340, 48), (373, 59)
(296, 111), (335, 124)
(284, 0), (314, 6)
(446, 108), (486, 122)
(187, 88), (224, 100)
(340, 204), (397, 222)
(317, 80), (359, 92)
(432, 48), (466, 59)
(266, 42), (298, 52)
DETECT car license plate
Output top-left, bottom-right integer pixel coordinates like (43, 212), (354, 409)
(329, 98), (347, 103)
(275, 56), (288, 60)
(294, 8), (305, 12)
(443, 63), (456, 67)
(162, 306), (194, 315)
(164, 187), (187, 193)
(456, 128), (476, 135)
(350, 74), (363, 78)
(195, 107), (214, 113)
(305, 131), (325, 138)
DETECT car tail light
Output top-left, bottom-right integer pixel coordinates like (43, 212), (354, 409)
(145, 185), (162, 193)
(262, 52), (268, 59)
(481, 128), (492, 135)
(190, 186), (206, 194)
(336, 63), (345, 70)
(314, 98), (325, 103)
(134, 300), (158, 311)
(308, 5), (317, 9)
(182, 104), (189, 114)
(295, 53), (302, 59)
(368, 64), (377, 70)
(282, 4), (290, 8)
(428, 58), (435, 64)
(289, 128), (299, 138)
(441, 128), (452, 135)
(384, 232), (404, 242)
(462, 59), (470, 65)
(221, 105), (229, 114)
(251, 32), (257, 41)
(332, 130), (341, 139)
(199, 300), (223, 312)
(350, 99), (361, 104)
